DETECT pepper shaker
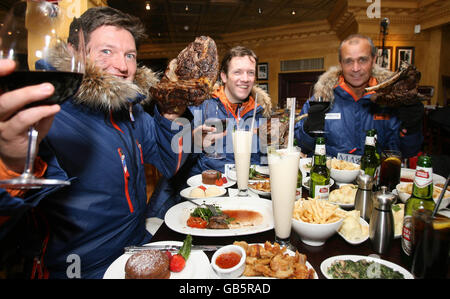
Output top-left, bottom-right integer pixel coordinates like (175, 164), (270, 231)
(354, 173), (374, 222)
(369, 186), (396, 254)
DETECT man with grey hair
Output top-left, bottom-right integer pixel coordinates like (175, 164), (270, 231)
(295, 34), (423, 161)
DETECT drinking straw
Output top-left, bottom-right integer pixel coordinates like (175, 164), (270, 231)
(432, 174), (450, 217)
(287, 97), (296, 151)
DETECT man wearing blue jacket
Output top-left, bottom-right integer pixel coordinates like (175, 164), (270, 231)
(147, 46), (272, 218)
(1, 7), (189, 279)
(295, 34), (423, 160)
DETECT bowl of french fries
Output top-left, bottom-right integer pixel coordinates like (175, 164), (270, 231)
(329, 158), (361, 183)
(292, 198), (347, 246)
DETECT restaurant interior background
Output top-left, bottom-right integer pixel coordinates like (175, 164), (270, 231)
(1, 0), (449, 196)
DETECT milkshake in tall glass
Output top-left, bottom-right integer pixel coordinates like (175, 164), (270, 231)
(232, 129), (253, 196)
(268, 146), (301, 250)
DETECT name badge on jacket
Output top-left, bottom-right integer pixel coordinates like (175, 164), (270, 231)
(325, 113), (341, 120)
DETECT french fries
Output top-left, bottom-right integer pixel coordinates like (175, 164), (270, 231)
(293, 198), (346, 224)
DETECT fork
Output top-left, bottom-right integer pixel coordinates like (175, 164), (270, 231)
(186, 198), (220, 216)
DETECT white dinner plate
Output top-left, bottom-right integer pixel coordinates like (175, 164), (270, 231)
(180, 186), (227, 200)
(210, 243), (318, 279)
(248, 181), (271, 197)
(248, 186), (270, 197)
(227, 165), (269, 182)
(337, 217), (369, 245)
(302, 177), (335, 191)
(103, 241), (212, 279)
(320, 255), (413, 279)
(299, 157), (332, 175)
(164, 197), (274, 237)
(187, 174), (236, 188)
(299, 158), (313, 175)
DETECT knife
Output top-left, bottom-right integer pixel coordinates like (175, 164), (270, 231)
(124, 244), (223, 253)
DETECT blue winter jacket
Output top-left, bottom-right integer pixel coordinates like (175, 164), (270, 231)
(295, 68), (423, 159)
(188, 97), (267, 176)
(38, 101), (186, 279)
(147, 86), (272, 219)
(0, 56), (188, 278)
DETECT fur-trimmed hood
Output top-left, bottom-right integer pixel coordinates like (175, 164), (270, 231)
(212, 82), (273, 118)
(252, 84), (272, 118)
(47, 43), (159, 112)
(313, 64), (394, 104)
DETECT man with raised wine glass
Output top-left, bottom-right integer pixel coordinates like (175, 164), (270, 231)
(147, 46), (272, 219)
(0, 59), (60, 175)
(0, 58), (63, 278)
(295, 34), (423, 161)
(0, 7), (191, 279)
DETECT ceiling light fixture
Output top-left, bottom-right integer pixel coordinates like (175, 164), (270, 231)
(145, 1), (150, 10)
(258, 8), (262, 14)
(185, 5), (189, 11)
(291, 10), (296, 15)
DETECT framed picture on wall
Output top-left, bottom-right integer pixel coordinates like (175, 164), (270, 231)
(395, 47), (414, 70)
(376, 47), (392, 70)
(257, 63), (268, 80)
(258, 83), (268, 93)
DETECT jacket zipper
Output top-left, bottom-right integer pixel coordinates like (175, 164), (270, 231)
(118, 148), (134, 213)
(136, 140), (144, 164)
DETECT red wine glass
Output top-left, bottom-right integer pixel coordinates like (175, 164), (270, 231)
(0, 0), (85, 189)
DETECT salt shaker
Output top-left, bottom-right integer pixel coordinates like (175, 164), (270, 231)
(369, 186), (396, 254)
(354, 173), (374, 222)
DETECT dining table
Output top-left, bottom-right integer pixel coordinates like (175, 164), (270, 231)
(152, 218), (405, 280)
(150, 185), (418, 280)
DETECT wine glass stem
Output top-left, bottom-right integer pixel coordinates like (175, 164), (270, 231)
(22, 127), (38, 178)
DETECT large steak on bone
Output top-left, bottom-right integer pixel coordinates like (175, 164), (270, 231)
(150, 36), (219, 114)
(365, 62), (429, 107)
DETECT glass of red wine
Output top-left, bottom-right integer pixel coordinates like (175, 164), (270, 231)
(0, 0), (85, 189)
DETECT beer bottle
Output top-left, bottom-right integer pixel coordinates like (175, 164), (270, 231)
(360, 129), (380, 177)
(401, 155), (434, 266)
(296, 169), (303, 199)
(310, 137), (330, 199)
